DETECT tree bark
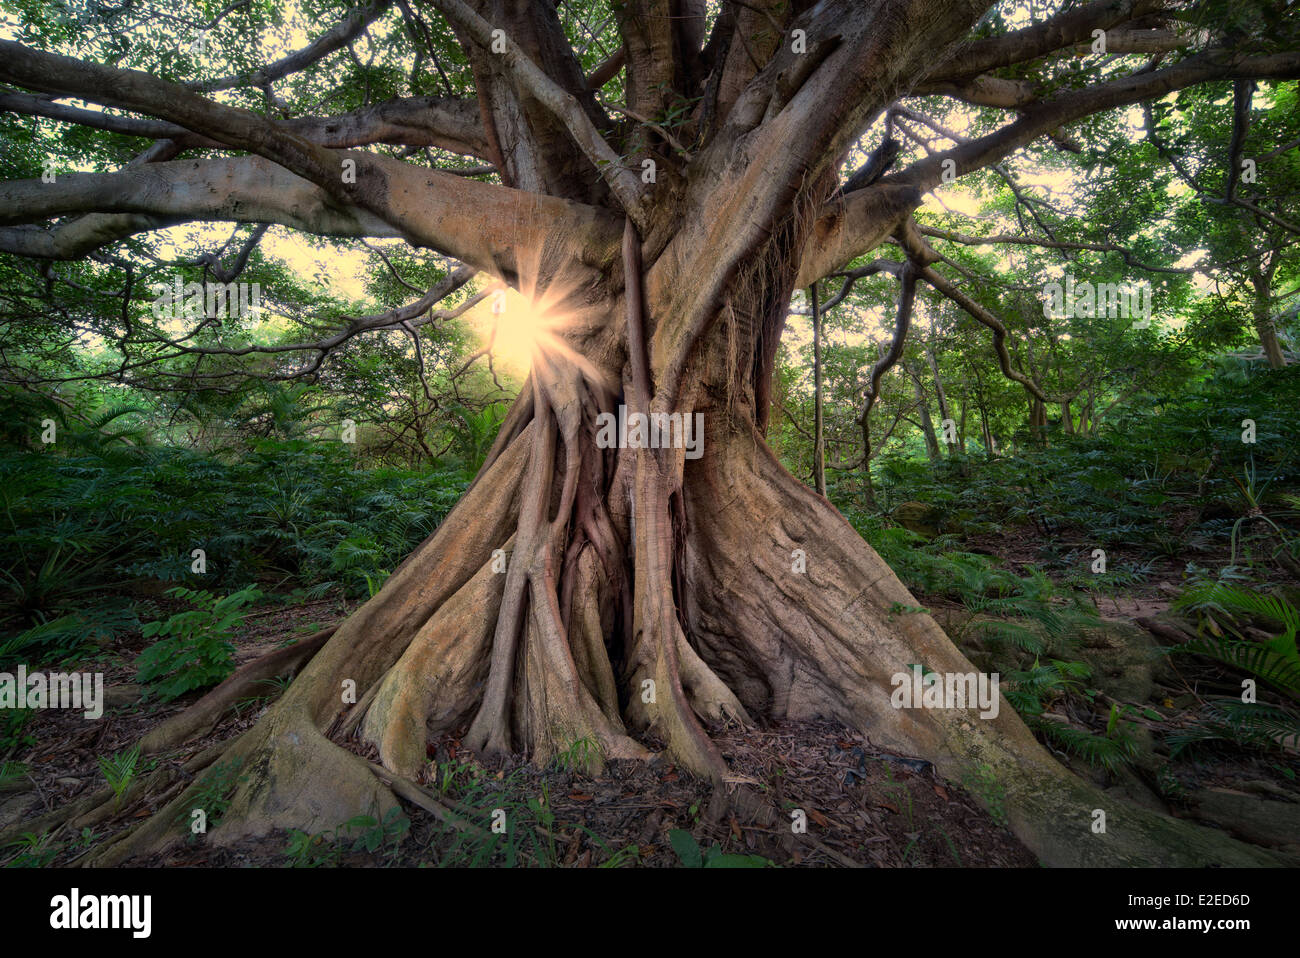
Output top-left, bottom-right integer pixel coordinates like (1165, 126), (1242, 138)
(905, 358), (941, 462)
(810, 282), (827, 496)
(1251, 262), (1287, 369)
(925, 346), (952, 455)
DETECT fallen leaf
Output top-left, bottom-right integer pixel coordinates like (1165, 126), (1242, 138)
(877, 801), (899, 814)
(933, 784), (949, 801)
(807, 808), (829, 827)
(729, 814), (743, 841)
(568, 792), (594, 802)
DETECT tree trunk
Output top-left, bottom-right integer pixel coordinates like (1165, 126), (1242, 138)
(810, 283), (827, 497)
(98, 259), (1276, 867)
(925, 347), (952, 456)
(905, 359), (941, 461)
(1251, 266), (1287, 369)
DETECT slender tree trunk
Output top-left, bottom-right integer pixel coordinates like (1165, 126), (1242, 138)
(925, 347), (951, 455)
(810, 282), (826, 497)
(1251, 266), (1287, 368)
(905, 359), (941, 461)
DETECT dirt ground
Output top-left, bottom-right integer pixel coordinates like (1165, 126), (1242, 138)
(3, 577), (1296, 868)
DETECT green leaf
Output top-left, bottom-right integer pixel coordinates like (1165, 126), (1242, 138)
(668, 828), (702, 868)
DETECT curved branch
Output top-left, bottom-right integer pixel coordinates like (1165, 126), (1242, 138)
(428, 0), (648, 224)
(897, 220), (1049, 403)
(892, 49), (1300, 197)
(915, 225), (1194, 276)
(188, 0), (394, 93)
(0, 157), (392, 231)
(926, 0), (1170, 83)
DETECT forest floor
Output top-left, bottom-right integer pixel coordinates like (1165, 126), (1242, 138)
(3, 571), (1298, 867)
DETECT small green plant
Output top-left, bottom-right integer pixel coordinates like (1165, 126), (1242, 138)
(0, 709), (35, 753)
(136, 586), (261, 701)
(285, 807), (410, 866)
(284, 829), (343, 868)
(176, 759), (247, 839)
(0, 760), (28, 791)
(667, 829), (772, 868)
(343, 807), (411, 862)
(553, 736), (600, 775)
(2, 831), (59, 868)
(98, 743), (142, 810)
(960, 764), (1008, 827)
(1166, 699), (1300, 756)
(1172, 582), (1300, 698)
(70, 827), (102, 852)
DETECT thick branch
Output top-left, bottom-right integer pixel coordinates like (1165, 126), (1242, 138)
(927, 0), (1170, 82)
(891, 49), (1300, 197)
(898, 220), (1049, 402)
(428, 0), (648, 224)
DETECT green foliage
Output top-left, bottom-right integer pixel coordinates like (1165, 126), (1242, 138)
(839, 364), (1300, 586)
(0, 436), (469, 629)
(0, 709), (36, 753)
(342, 808), (410, 861)
(2, 831), (59, 868)
(136, 586), (261, 701)
(1166, 699), (1300, 756)
(177, 759), (248, 838)
(0, 602), (137, 668)
(97, 743), (142, 809)
(1165, 581), (1300, 756)
(284, 808), (411, 866)
(1027, 708), (1139, 774)
(0, 760), (28, 791)
(959, 764), (1008, 827)
(667, 829), (773, 868)
(1172, 582), (1300, 698)
(551, 736), (601, 775)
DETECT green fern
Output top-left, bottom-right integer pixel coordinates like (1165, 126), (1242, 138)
(1172, 583), (1300, 700)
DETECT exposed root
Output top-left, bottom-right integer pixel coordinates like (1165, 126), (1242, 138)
(66, 274), (1287, 867)
(365, 762), (485, 835)
(139, 627), (334, 754)
(679, 421), (1285, 866)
